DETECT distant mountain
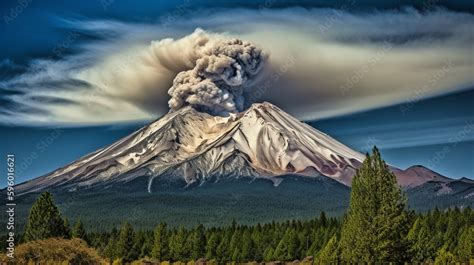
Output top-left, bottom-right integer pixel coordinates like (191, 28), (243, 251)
(15, 102), (463, 195)
(391, 165), (452, 187)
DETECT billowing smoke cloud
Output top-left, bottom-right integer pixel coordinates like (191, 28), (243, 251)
(0, 8), (473, 125)
(167, 34), (266, 115)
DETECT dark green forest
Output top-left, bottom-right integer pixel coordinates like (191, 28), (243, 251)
(1, 148), (473, 264)
(2, 205), (472, 264)
(78, 207), (474, 263)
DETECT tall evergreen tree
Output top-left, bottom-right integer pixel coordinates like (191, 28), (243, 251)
(216, 229), (231, 263)
(229, 228), (242, 261)
(455, 225), (473, 263)
(116, 222), (135, 261)
(408, 217), (436, 262)
(72, 219), (88, 242)
(130, 231), (144, 261)
(338, 147), (411, 263)
(140, 232), (153, 258)
(205, 233), (219, 260)
(169, 226), (187, 261)
(251, 224), (264, 261)
(317, 235), (338, 263)
(240, 229), (254, 261)
(23, 191), (68, 242)
(104, 229), (118, 261)
(151, 223), (168, 261)
(263, 246), (274, 262)
(189, 224), (206, 260)
(319, 211), (327, 227)
(273, 228), (299, 261)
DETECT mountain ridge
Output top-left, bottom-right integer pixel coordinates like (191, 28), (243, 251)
(14, 102), (457, 194)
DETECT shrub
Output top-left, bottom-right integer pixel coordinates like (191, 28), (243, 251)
(4, 237), (105, 264)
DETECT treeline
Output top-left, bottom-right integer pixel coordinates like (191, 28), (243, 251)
(83, 207), (471, 263)
(86, 212), (339, 263)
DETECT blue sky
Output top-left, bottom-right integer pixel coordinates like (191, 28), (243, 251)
(0, 0), (473, 186)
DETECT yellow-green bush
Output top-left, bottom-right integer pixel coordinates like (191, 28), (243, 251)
(0, 237), (105, 264)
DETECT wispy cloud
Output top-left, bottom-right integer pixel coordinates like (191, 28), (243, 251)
(334, 117), (474, 150)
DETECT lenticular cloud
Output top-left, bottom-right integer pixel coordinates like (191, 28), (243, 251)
(1, 8), (473, 125)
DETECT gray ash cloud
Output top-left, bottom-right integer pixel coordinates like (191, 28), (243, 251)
(167, 36), (267, 115)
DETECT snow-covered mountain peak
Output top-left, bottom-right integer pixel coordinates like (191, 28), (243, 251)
(15, 102), (451, 194)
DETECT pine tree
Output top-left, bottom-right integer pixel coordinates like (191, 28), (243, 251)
(216, 229), (231, 263)
(169, 226), (187, 261)
(189, 224), (206, 260)
(455, 225), (473, 263)
(23, 191), (68, 242)
(130, 231), (144, 261)
(319, 211), (327, 227)
(229, 228), (242, 261)
(72, 219), (88, 242)
(140, 232), (153, 258)
(104, 229), (118, 261)
(205, 233), (219, 260)
(307, 227), (324, 257)
(408, 217), (436, 262)
(317, 235), (338, 263)
(240, 229), (254, 261)
(251, 224), (264, 261)
(151, 223), (168, 261)
(273, 228), (299, 261)
(443, 208), (463, 250)
(338, 147), (411, 263)
(116, 222), (135, 261)
(263, 246), (274, 262)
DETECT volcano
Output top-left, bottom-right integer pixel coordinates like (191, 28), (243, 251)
(15, 102), (455, 195)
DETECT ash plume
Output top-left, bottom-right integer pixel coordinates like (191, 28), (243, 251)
(167, 34), (267, 115)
